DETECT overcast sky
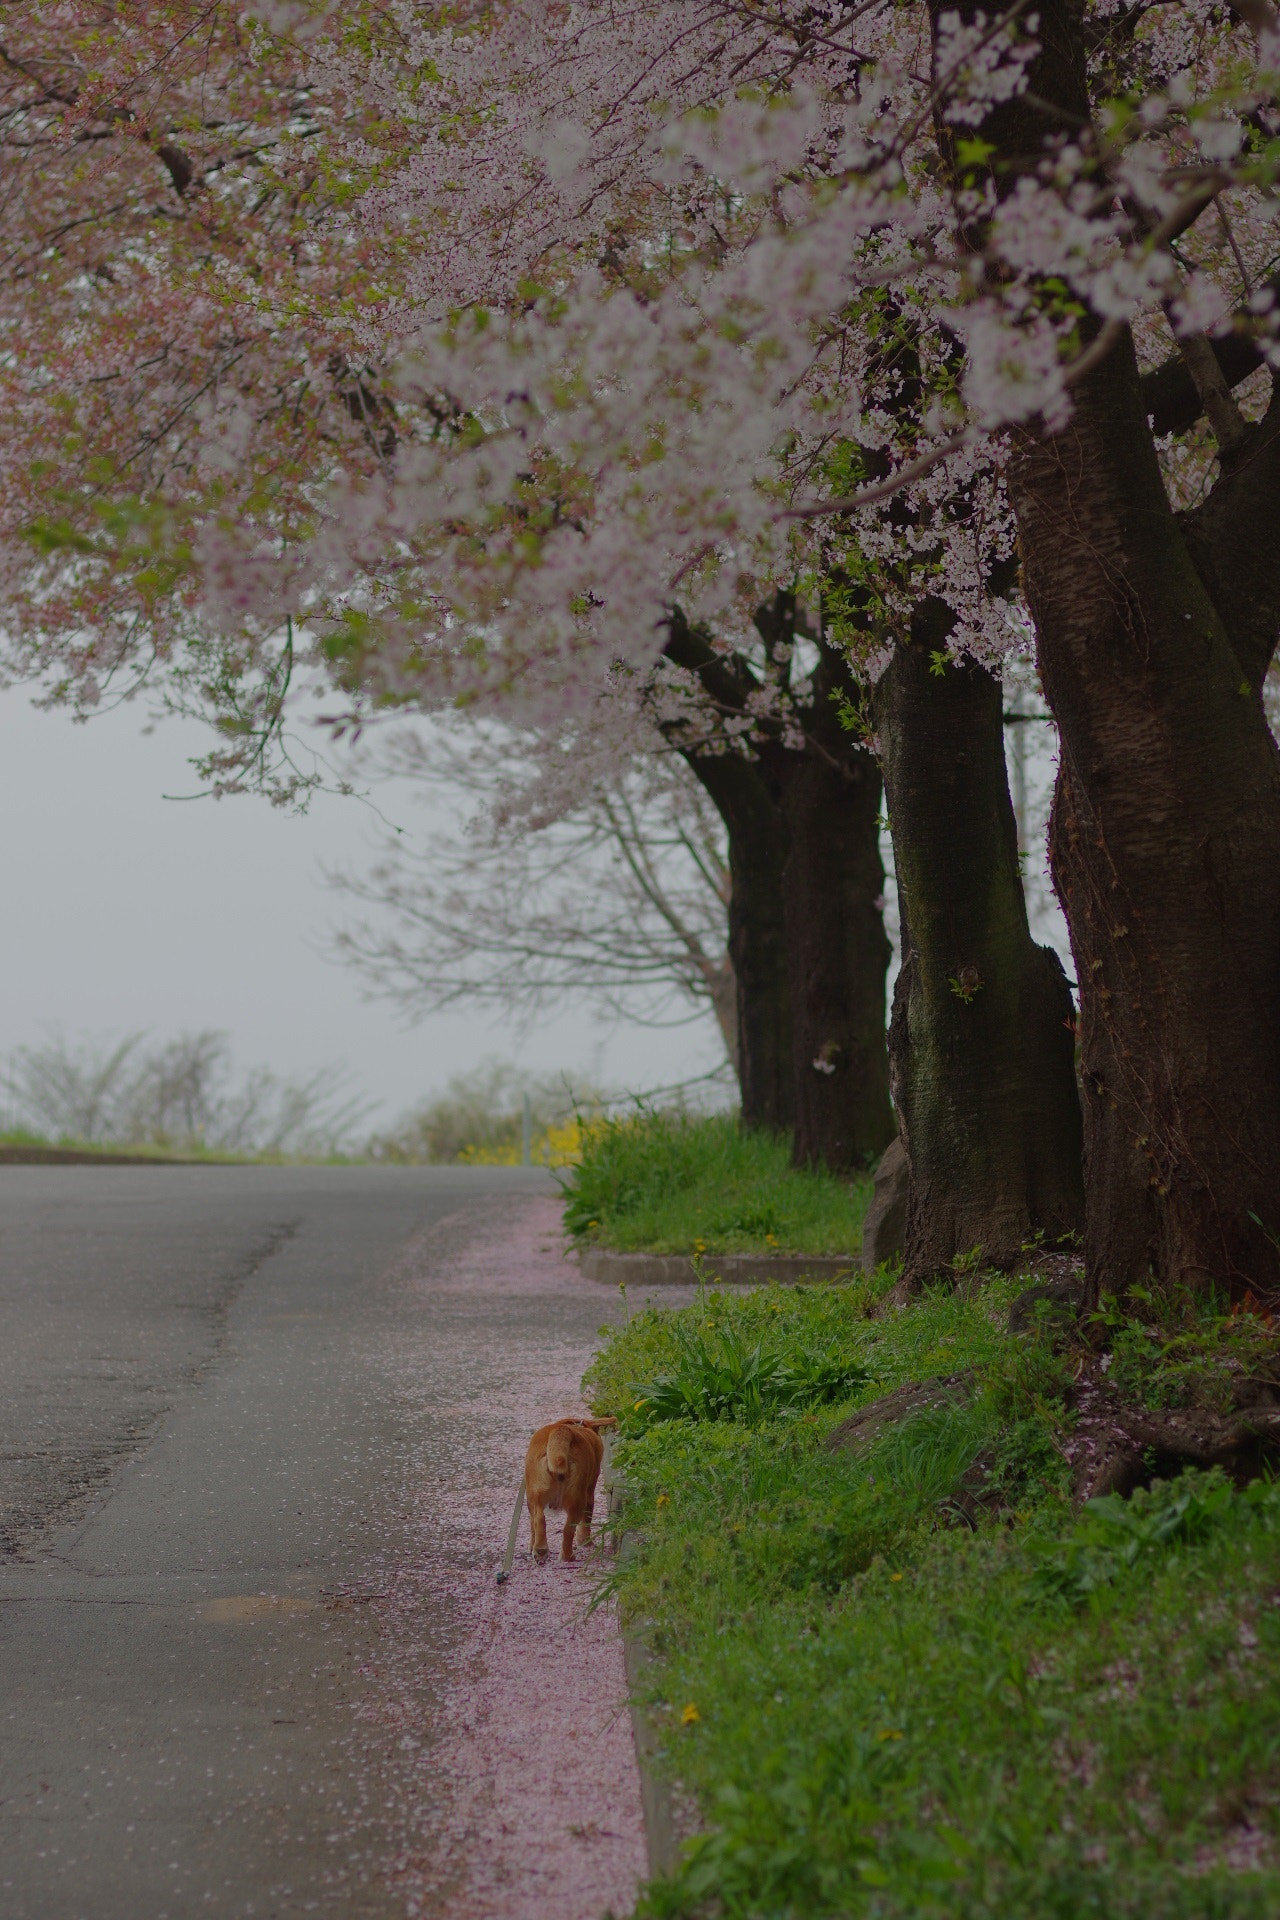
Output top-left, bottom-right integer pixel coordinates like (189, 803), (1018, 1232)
(0, 685), (724, 1130)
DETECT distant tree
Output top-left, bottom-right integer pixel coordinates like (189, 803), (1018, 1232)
(365, 1060), (601, 1165)
(2, 1030), (367, 1156)
(331, 722), (737, 1068)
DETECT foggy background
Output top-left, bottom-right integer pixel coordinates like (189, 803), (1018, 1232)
(0, 685), (725, 1132)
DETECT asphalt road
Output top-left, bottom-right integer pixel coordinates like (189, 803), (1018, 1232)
(0, 1164), (570, 1920)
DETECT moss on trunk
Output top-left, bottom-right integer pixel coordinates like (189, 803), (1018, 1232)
(876, 625), (1084, 1279)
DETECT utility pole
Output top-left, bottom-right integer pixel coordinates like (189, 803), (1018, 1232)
(521, 1092), (532, 1166)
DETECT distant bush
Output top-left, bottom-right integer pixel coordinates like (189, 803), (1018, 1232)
(367, 1059), (601, 1164)
(1, 1030), (367, 1159)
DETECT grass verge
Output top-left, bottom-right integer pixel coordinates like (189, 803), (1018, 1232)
(560, 1110), (871, 1256)
(0, 1129), (360, 1165)
(586, 1275), (1280, 1918)
(0, 1129), (203, 1161)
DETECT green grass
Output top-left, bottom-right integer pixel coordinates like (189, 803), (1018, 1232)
(0, 1129), (199, 1160)
(560, 1110), (871, 1255)
(0, 1129), (356, 1166)
(586, 1277), (1280, 1918)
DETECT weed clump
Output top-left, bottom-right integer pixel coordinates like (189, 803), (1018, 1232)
(1034, 1468), (1272, 1603)
(560, 1109), (870, 1256)
(628, 1315), (869, 1428)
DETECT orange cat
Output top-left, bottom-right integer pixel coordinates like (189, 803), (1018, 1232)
(524, 1417), (614, 1562)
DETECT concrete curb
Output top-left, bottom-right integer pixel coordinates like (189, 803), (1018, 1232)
(580, 1248), (860, 1287)
(622, 1621), (681, 1879)
(603, 1446), (683, 1881)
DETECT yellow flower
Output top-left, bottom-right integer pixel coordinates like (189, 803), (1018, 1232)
(541, 1118), (587, 1166)
(889, 1572), (903, 1583)
(656, 1493), (670, 1507)
(681, 1704), (701, 1725)
(875, 1729), (904, 1742)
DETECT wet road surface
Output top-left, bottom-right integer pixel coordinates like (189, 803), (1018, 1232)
(0, 1164), (628, 1919)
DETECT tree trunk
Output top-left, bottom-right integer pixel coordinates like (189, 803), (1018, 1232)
(775, 663), (895, 1172)
(875, 621), (1084, 1280)
(679, 751), (795, 1132)
(941, 0), (1280, 1307)
(1014, 335), (1280, 1307)
(702, 954), (741, 1076)
(662, 602), (894, 1162)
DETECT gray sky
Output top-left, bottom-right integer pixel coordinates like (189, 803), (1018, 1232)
(0, 685), (724, 1129)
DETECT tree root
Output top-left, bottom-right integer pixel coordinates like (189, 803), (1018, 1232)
(823, 1373), (974, 1454)
(823, 1360), (1280, 1509)
(1062, 1374), (1280, 1501)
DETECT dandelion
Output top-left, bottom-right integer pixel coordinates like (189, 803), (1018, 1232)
(681, 1704), (701, 1725)
(875, 1729), (904, 1742)
(656, 1493), (670, 1507)
(889, 1572), (903, 1583)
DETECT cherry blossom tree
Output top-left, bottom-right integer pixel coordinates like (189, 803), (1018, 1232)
(962, 2), (1280, 1308)
(0, 0), (896, 1179)
(309, 0), (1280, 1304)
(6, 1), (1280, 1302)
(0, 2), (400, 798)
(657, 595), (896, 1172)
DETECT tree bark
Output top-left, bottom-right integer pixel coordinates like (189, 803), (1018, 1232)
(948, 0), (1280, 1306)
(875, 619), (1084, 1279)
(679, 748), (795, 1132)
(662, 602), (894, 1166)
(1018, 336), (1280, 1306)
(772, 641), (895, 1172)
(703, 954), (742, 1077)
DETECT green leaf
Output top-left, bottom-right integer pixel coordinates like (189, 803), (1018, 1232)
(955, 136), (996, 170)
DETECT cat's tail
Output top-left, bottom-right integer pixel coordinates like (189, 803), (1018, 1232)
(546, 1425), (574, 1476)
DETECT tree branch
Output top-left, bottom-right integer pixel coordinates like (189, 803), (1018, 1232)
(1180, 370), (1280, 691)
(1175, 332), (1250, 456)
(1140, 330), (1268, 438)
(662, 606), (758, 715)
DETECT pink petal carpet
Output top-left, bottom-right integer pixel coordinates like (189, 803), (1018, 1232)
(355, 1193), (650, 1920)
